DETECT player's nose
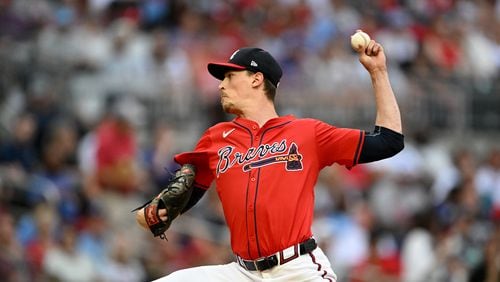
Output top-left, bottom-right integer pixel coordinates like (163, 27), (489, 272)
(218, 79), (225, 90)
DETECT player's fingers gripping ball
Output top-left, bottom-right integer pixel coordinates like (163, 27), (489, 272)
(350, 30), (371, 53)
(142, 164), (196, 239)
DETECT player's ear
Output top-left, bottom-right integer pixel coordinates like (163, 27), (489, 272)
(251, 72), (265, 87)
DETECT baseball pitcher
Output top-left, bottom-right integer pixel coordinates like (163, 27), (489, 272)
(135, 37), (404, 281)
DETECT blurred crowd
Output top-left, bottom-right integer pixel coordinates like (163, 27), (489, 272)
(0, 0), (499, 281)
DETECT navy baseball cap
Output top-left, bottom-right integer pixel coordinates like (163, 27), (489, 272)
(208, 47), (283, 88)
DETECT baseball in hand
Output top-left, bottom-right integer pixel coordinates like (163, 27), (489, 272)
(350, 30), (371, 52)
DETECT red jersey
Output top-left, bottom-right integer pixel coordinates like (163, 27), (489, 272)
(175, 115), (364, 260)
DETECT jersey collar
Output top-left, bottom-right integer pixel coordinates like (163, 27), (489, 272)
(233, 115), (295, 130)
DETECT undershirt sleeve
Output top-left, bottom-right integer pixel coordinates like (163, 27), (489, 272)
(358, 126), (404, 163)
(181, 186), (207, 214)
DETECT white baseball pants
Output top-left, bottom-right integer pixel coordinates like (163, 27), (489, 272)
(153, 247), (337, 282)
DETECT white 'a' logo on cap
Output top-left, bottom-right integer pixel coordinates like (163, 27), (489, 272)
(230, 50), (239, 60)
(250, 60), (258, 67)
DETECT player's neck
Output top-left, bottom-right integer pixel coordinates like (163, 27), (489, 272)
(239, 103), (278, 128)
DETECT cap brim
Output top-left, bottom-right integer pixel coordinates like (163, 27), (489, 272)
(207, 62), (246, 80)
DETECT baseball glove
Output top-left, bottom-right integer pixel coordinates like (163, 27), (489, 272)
(139, 164), (196, 239)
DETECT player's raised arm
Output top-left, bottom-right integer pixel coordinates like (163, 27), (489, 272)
(353, 31), (402, 134)
(351, 30), (404, 164)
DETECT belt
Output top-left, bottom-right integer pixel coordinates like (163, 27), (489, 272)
(236, 238), (317, 271)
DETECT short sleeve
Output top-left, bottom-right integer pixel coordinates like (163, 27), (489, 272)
(315, 120), (365, 169)
(174, 130), (214, 189)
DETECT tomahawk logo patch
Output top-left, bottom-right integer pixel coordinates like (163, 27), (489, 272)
(216, 140), (303, 177)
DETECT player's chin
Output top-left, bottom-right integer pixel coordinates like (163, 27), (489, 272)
(221, 102), (236, 114)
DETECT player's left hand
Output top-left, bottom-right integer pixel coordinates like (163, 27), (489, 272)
(135, 208), (168, 228)
(158, 208), (168, 221)
(358, 40), (387, 74)
(134, 164), (196, 240)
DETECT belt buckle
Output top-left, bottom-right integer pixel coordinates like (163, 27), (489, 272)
(237, 254), (280, 271)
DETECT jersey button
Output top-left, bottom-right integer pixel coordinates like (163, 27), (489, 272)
(251, 177), (256, 182)
(252, 125), (257, 130)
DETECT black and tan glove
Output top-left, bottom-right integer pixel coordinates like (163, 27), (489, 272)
(136, 164), (196, 239)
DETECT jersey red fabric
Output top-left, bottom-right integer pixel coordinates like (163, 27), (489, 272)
(175, 115), (364, 260)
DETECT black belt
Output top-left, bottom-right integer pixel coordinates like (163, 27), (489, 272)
(236, 238), (317, 271)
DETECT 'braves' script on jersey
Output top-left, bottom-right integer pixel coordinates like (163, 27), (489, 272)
(216, 139), (304, 176)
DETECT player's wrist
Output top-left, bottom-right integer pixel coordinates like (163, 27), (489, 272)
(135, 208), (148, 229)
(368, 66), (388, 77)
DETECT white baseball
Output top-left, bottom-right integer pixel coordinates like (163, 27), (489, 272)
(350, 30), (371, 52)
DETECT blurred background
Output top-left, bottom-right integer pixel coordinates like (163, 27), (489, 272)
(0, 0), (499, 281)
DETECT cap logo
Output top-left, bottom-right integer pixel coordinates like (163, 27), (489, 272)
(250, 60), (258, 67)
(230, 50), (239, 60)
